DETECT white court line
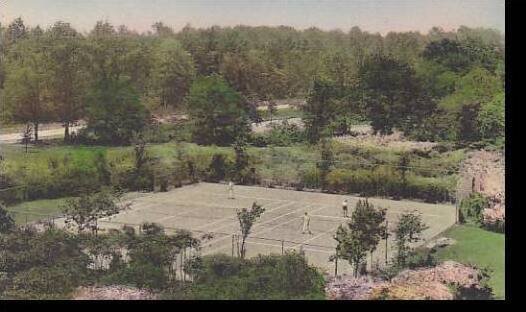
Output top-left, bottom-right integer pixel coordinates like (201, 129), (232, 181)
(202, 204), (314, 254)
(244, 240), (333, 255)
(203, 204), (330, 255)
(193, 200), (295, 231)
(206, 190), (453, 216)
(293, 224), (341, 250)
(132, 199), (255, 211)
(310, 210), (442, 220)
(206, 201), (305, 235)
(206, 191), (289, 203)
(211, 239), (333, 255)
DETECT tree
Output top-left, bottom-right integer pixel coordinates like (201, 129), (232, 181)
(334, 199), (386, 277)
(317, 137), (334, 190)
(477, 91), (504, 142)
(208, 153), (229, 182)
(422, 39), (472, 73)
(267, 100), (277, 121)
(84, 77), (149, 145)
(46, 21), (87, 142)
(359, 55), (423, 135)
(394, 211), (428, 267)
(0, 227), (90, 299)
(302, 78), (340, 143)
(63, 190), (123, 234)
(150, 39), (196, 110)
(398, 153), (410, 197)
(5, 17), (27, 46)
(236, 202), (265, 259)
(3, 37), (53, 141)
(185, 75), (250, 145)
(334, 225), (368, 278)
(21, 124), (32, 153)
(439, 67), (501, 142)
(0, 202), (15, 234)
(232, 137), (250, 184)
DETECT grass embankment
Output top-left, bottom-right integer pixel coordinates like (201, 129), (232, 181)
(1, 141), (465, 220)
(6, 197), (70, 224)
(434, 225), (505, 299)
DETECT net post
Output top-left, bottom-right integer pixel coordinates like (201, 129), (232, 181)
(231, 234), (235, 257)
(334, 253), (338, 278)
(281, 240), (284, 255)
(385, 220), (389, 265)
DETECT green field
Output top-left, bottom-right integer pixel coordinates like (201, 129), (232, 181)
(434, 225), (505, 299)
(6, 197), (70, 224)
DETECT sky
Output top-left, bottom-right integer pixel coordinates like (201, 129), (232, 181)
(0, 0), (505, 35)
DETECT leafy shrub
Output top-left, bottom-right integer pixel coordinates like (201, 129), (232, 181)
(100, 262), (168, 290)
(250, 120), (306, 147)
(459, 193), (488, 225)
(0, 228), (90, 299)
(0, 202), (15, 233)
(173, 253), (326, 300)
(324, 168), (452, 203)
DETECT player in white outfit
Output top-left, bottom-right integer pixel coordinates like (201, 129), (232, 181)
(228, 181), (235, 199)
(342, 199), (349, 218)
(302, 212), (312, 234)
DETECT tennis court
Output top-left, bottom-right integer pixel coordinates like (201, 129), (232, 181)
(56, 182), (457, 275)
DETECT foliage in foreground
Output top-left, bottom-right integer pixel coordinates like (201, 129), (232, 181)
(164, 253), (326, 300)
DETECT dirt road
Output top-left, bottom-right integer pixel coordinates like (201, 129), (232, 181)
(0, 124), (84, 144)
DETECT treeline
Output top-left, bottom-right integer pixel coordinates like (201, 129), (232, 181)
(0, 18), (504, 146)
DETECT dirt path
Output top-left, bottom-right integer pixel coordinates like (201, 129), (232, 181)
(0, 124), (84, 143)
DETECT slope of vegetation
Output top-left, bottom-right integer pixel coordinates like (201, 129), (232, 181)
(0, 141), (464, 206)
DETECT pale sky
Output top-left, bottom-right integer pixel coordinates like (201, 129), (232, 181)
(0, 0), (505, 35)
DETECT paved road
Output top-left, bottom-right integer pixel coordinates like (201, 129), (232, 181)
(0, 125), (84, 144)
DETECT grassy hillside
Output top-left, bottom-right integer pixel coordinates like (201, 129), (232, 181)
(434, 225), (505, 299)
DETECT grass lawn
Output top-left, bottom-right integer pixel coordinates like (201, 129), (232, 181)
(6, 197), (71, 224)
(434, 225), (505, 299)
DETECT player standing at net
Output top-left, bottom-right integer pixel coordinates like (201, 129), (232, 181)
(342, 199), (349, 218)
(302, 212), (312, 235)
(228, 181), (235, 199)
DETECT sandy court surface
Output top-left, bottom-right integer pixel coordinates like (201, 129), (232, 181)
(53, 182), (456, 275)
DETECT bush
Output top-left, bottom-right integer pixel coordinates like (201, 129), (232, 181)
(7, 265), (83, 299)
(0, 228), (90, 299)
(459, 193), (488, 225)
(249, 120), (306, 147)
(206, 153), (231, 182)
(100, 262), (168, 290)
(168, 253), (326, 300)
(324, 168), (452, 203)
(141, 124), (177, 144)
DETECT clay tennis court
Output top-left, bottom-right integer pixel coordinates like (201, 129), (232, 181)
(67, 182), (457, 275)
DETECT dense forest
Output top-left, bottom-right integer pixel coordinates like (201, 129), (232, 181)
(0, 18), (504, 146)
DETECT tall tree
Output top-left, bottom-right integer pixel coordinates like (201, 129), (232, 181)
(46, 21), (87, 141)
(236, 202), (265, 259)
(302, 78), (340, 144)
(359, 55), (423, 135)
(334, 199), (386, 277)
(3, 37), (52, 141)
(185, 75), (249, 145)
(394, 211), (428, 267)
(84, 77), (149, 145)
(150, 39), (196, 110)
